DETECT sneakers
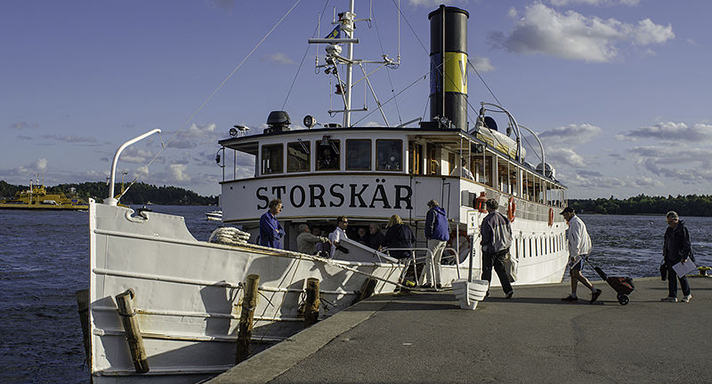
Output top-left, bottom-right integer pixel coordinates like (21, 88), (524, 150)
(505, 291), (514, 299)
(561, 295), (578, 302)
(682, 294), (692, 303)
(661, 297), (678, 302)
(590, 289), (602, 304)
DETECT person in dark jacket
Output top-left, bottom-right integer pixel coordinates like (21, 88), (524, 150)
(383, 214), (415, 259)
(365, 223), (385, 250)
(259, 199), (284, 249)
(423, 200), (449, 289)
(480, 199), (514, 299)
(661, 211), (694, 302)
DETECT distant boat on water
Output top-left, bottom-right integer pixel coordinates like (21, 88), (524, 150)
(205, 209), (223, 221)
(0, 181), (88, 211)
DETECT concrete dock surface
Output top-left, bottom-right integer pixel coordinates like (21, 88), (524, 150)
(209, 276), (712, 384)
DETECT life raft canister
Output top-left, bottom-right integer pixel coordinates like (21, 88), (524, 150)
(475, 191), (488, 213)
(548, 208), (554, 227)
(507, 197), (516, 222)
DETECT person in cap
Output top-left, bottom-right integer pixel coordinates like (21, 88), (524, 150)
(560, 207), (602, 303)
(480, 199), (514, 298)
(423, 199), (450, 289)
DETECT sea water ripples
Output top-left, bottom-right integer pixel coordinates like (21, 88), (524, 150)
(0, 207), (709, 383)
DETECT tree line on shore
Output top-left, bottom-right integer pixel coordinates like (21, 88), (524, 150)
(3, 179), (709, 214)
(569, 194), (712, 216)
(0, 180), (218, 206)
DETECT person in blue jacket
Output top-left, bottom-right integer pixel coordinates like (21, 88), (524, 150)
(259, 198), (284, 249)
(423, 199), (449, 289)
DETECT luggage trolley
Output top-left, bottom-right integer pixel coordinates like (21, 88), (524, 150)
(584, 258), (635, 305)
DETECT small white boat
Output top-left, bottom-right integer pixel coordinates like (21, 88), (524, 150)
(205, 210), (223, 221)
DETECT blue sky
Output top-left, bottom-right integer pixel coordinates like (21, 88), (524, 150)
(2, 0), (711, 199)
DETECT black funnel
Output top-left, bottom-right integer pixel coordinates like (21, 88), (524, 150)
(428, 5), (469, 130)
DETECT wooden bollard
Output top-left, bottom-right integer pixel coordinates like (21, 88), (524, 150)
(75, 289), (91, 364)
(304, 278), (320, 327)
(115, 289), (149, 373)
(236, 274), (260, 364)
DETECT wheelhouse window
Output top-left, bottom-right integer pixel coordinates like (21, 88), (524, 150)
(261, 144), (283, 175)
(376, 139), (402, 171)
(287, 140), (310, 173)
(346, 139), (371, 170)
(316, 139), (340, 171)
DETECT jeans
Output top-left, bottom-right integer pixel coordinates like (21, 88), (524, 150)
(482, 249), (513, 294)
(666, 264), (691, 298)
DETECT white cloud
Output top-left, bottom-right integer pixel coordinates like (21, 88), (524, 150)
(570, 171), (625, 188)
(621, 122), (712, 142)
(168, 122), (218, 149)
(539, 123), (603, 146)
(630, 19), (674, 46)
(168, 163), (191, 182)
(470, 56), (495, 72)
(627, 176), (663, 188)
(626, 143), (712, 184)
(120, 147), (159, 164)
(42, 134), (98, 144)
(264, 53), (296, 65)
(9, 122), (40, 130)
(490, 3), (673, 62)
(547, 147), (587, 167)
(34, 158), (48, 172)
(185, 122), (217, 138)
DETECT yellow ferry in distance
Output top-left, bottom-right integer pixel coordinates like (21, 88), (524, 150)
(0, 183), (88, 210)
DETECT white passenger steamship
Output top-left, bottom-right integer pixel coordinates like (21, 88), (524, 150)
(87, 3), (569, 383)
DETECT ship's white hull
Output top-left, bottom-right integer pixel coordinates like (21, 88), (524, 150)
(88, 200), (567, 383)
(89, 201), (404, 383)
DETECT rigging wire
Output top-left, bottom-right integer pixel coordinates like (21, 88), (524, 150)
(468, 59), (504, 108)
(119, 0), (302, 199)
(372, 4), (403, 125)
(352, 73), (427, 126)
(466, 59), (543, 165)
(282, 0), (332, 110)
(390, 0), (428, 54)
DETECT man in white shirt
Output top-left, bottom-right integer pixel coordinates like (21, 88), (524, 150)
(560, 207), (602, 304)
(329, 216), (349, 258)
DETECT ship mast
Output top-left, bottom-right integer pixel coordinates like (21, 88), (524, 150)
(309, 1), (398, 128)
(342, 0), (355, 128)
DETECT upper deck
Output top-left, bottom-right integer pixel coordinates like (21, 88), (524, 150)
(217, 124), (567, 226)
